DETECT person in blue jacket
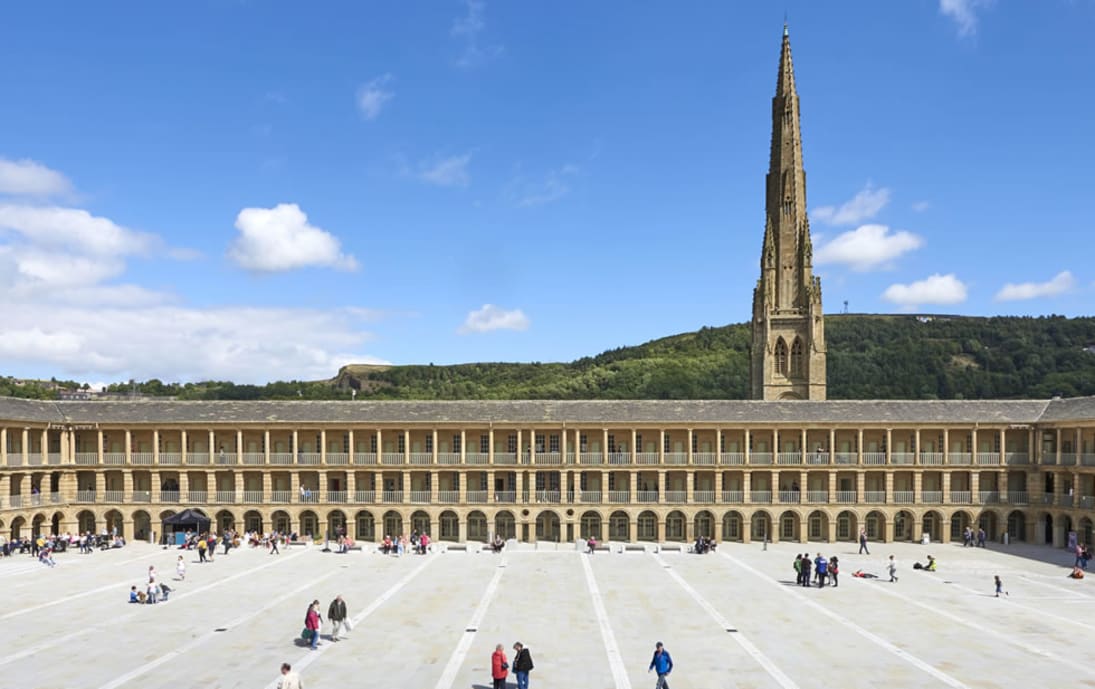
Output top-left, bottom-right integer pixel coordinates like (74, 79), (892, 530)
(648, 641), (673, 689)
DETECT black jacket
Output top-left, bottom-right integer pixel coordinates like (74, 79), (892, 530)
(513, 648), (534, 672)
(328, 599), (347, 621)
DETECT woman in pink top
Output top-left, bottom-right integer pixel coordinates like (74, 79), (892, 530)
(305, 600), (322, 650)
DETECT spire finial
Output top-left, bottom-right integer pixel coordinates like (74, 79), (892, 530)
(783, 11), (788, 36)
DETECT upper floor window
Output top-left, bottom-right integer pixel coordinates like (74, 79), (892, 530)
(790, 337), (804, 377)
(774, 338), (789, 376)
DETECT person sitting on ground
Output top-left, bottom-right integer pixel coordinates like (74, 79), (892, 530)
(129, 586), (140, 603)
(492, 534), (505, 553)
(381, 535), (393, 555)
(1070, 566), (1085, 579)
(159, 582), (172, 601)
(914, 555), (937, 571)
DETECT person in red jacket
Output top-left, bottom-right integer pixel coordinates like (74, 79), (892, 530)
(491, 643), (508, 689)
(305, 600), (322, 650)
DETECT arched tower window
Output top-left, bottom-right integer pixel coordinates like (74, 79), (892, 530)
(790, 337), (804, 378)
(774, 338), (788, 376)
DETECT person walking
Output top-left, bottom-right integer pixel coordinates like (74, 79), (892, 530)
(994, 575), (1006, 597)
(648, 641), (673, 689)
(276, 662), (303, 689)
(830, 556), (839, 587)
(793, 553), (802, 582)
(512, 642), (534, 689)
(197, 536), (208, 563)
(327, 595), (349, 641)
(305, 600), (322, 650)
(888, 555), (899, 583)
(176, 555), (186, 581)
(270, 533), (280, 555)
(491, 643), (509, 689)
(858, 528), (870, 555)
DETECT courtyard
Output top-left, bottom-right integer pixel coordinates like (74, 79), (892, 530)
(1, 538), (1091, 689)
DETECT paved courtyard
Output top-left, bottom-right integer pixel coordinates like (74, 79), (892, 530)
(2, 538), (1092, 689)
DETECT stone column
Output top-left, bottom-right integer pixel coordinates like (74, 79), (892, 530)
(942, 472), (952, 504)
(742, 472), (751, 505)
(685, 470), (694, 504)
(97, 429), (104, 464)
(346, 471), (357, 501)
(460, 430), (467, 465)
(432, 429), (439, 465)
(914, 428), (921, 465)
(971, 471), (981, 502)
(913, 471), (923, 504)
(744, 429), (751, 465)
(828, 428), (835, 461)
(884, 470), (894, 503)
(943, 428), (950, 464)
(828, 471), (836, 502)
(348, 430), (355, 462)
(885, 429), (892, 464)
(377, 429), (383, 463)
(209, 430), (216, 463)
(234, 471), (244, 501)
(403, 430), (410, 464)
(602, 429), (609, 464)
(264, 430), (271, 465)
(657, 470), (667, 504)
(856, 429), (863, 465)
(320, 430), (327, 465)
(687, 428), (693, 465)
(237, 430), (244, 464)
(659, 430), (666, 465)
(856, 471), (865, 504)
(22, 428), (29, 465)
(999, 470), (1009, 503)
(630, 472), (638, 504)
(401, 470), (410, 504)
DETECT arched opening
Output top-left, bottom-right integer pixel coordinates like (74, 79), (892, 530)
(535, 510), (560, 542)
(751, 511), (772, 542)
(77, 510), (96, 535)
(1062, 515), (1074, 546)
(299, 510), (319, 539)
(609, 511), (630, 541)
(722, 510), (744, 542)
(439, 510), (459, 540)
(807, 510), (828, 541)
(31, 513), (46, 538)
(779, 510), (800, 541)
(494, 510), (516, 540)
(580, 511), (603, 541)
(132, 510), (151, 541)
(1080, 518), (1093, 548)
(327, 510), (347, 540)
(382, 510), (403, 539)
(104, 509), (125, 539)
(666, 510), (687, 542)
(1042, 513), (1053, 545)
(1006, 510), (1026, 542)
(694, 510), (714, 540)
(949, 511), (972, 542)
(977, 511), (999, 542)
(467, 510), (488, 542)
(271, 510), (291, 535)
(774, 337), (789, 376)
(922, 510), (943, 543)
(410, 510), (431, 537)
(11, 516), (27, 539)
(215, 510), (235, 534)
(836, 510), (858, 541)
(51, 511), (63, 538)
(790, 337), (804, 378)
(355, 510), (376, 542)
(893, 510), (913, 542)
(637, 510), (658, 542)
(243, 510), (263, 534)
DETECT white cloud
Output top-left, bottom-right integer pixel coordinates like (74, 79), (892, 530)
(458, 304), (530, 334)
(940, 0), (992, 37)
(515, 164), (579, 207)
(995, 270), (1075, 301)
(228, 203), (358, 272)
(0, 158), (73, 197)
(812, 184), (891, 226)
(451, 0), (502, 68)
(356, 74), (394, 120)
(882, 273), (968, 310)
(419, 155), (472, 188)
(0, 203), (154, 256)
(814, 224), (923, 271)
(911, 201), (931, 212)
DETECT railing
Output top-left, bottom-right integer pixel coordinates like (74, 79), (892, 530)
(352, 452), (378, 465)
(1060, 495), (1074, 508)
(465, 452), (489, 465)
(636, 452), (660, 465)
(750, 490), (772, 503)
(977, 491), (1000, 505)
(159, 453), (181, 466)
(975, 452), (999, 466)
(270, 453), (293, 465)
(777, 452), (802, 465)
(891, 452), (915, 465)
(693, 490), (715, 502)
(922, 490), (943, 503)
(537, 452), (563, 465)
(76, 490), (96, 502)
(8, 495), (23, 508)
(607, 452), (631, 465)
(187, 453), (210, 466)
(104, 452), (127, 465)
(466, 490), (488, 504)
(493, 452), (517, 465)
(950, 490), (971, 504)
(49, 492), (62, 504)
(410, 490), (432, 503)
(750, 452), (773, 465)
(271, 490), (292, 503)
(243, 452), (265, 465)
(102, 490), (124, 502)
(298, 490), (320, 504)
(578, 452), (602, 465)
(722, 490), (744, 503)
(693, 452), (716, 466)
(131, 452), (153, 465)
(863, 452), (886, 465)
(215, 453), (236, 465)
(580, 491), (603, 503)
(382, 490), (404, 502)
(806, 452), (830, 465)
(919, 452), (943, 466)
(381, 453), (405, 466)
(296, 452), (320, 465)
(893, 491), (914, 504)
(435, 490), (458, 503)
(354, 490), (376, 503)
(1005, 452), (1029, 465)
(1042, 493), (1055, 505)
(834, 452), (856, 465)
(1040, 454), (1057, 465)
(1080, 496), (1095, 509)
(1083, 454), (1095, 467)
(608, 490), (631, 503)
(327, 491), (348, 503)
(778, 490), (800, 503)
(948, 452), (971, 466)
(495, 491), (516, 503)
(806, 490), (828, 502)
(535, 490), (561, 504)
(243, 490), (265, 503)
(665, 490), (687, 503)
(327, 452), (349, 465)
(409, 453), (432, 466)
(187, 491), (208, 503)
(437, 453), (461, 465)
(637, 491), (660, 503)
(865, 491), (886, 503)
(664, 452), (688, 465)
(75, 452), (98, 465)
(835, 491), (857, 504)
(215, 491), (236, 503)
(1007, 491), (1028, 505)
(720, 452), (745, 465)
(1060, 453), (1077, 466)
(160, 490), (180, 503)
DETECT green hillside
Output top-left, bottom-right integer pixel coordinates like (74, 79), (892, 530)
(21, 314), (1095, 401)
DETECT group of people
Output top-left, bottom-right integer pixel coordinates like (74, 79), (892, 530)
(692, 536), (717, 554)
(176, 529), (238, 562)
(301, 596), (351, 650)
(379, 531), (432, 555)
(490, 642), (535, 689)
(793, 552), (840, 587)
(1074, 542), (1091, 570)
(128, 563), (173, 604)
(961, 526), (988, 548)
(0, 531), (123, 558)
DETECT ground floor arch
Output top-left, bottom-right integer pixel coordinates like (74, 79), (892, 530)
(666, 510), (687, 542)
(1080, 517), (1093, 548)
(694, 510), (714, 540)
(751, 510), (772, 542)
(132, 510), (151, 541)
(271, 510), (291, 535)
(299, 510), (319, 539)
(355, 510), (376, 541)
(215, 509), (235, 534)
(410, 510), (431, 536)
(494, 510), (516, 540)
(467, 510), (488, 542)
(243, 510), (263, 534)
(11, 515), (26, 539)
(722, 510), (743, 542)
(580, 510), (602, 541)
(77, 510), (95, 535)
(104, 509), (124, 538)
(439, 510), (459, 540)
(31, 512), (46, 538)
(922, 510), (943, 543)
(382, 510), (403, 538)
(1006, 510), (1026, 543)
(637, 510), (658, 542)
(609, 510), (629, 541)
(536, 510), (561, 542)
(836, 510), (858, 541)
(977, 510), (999, 542)
(327, 510), (347, 539)
(950, 510), (973, 542)
(779, 510), (800, 542)
(807, 510), (829, 541)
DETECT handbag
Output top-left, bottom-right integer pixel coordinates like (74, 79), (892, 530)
(301, 628), (313, 640)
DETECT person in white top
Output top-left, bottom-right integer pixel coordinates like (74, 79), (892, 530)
(176, 555), (186, 580)
(277, 662), (303, 689)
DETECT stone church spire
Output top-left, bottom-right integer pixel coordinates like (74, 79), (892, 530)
(750, 26), (826, 401)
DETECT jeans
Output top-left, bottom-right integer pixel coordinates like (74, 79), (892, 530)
(515, 670), (529, 689)
(331, 619), (350, 639)
(309, 627), (319, 649)
(655, 673), (671, 689)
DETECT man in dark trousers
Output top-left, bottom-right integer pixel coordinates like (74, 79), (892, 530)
(859, 528), (870, 555)
(327, 595), (349, 641)
(648, 641), (673, 689)
(799, 552), (812, 587)
(512, 641), (534, 689)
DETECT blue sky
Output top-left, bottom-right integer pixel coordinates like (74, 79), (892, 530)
(1, 1), (1093, 384)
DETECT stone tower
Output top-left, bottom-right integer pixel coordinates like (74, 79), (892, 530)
(750, 26), (826, 401)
